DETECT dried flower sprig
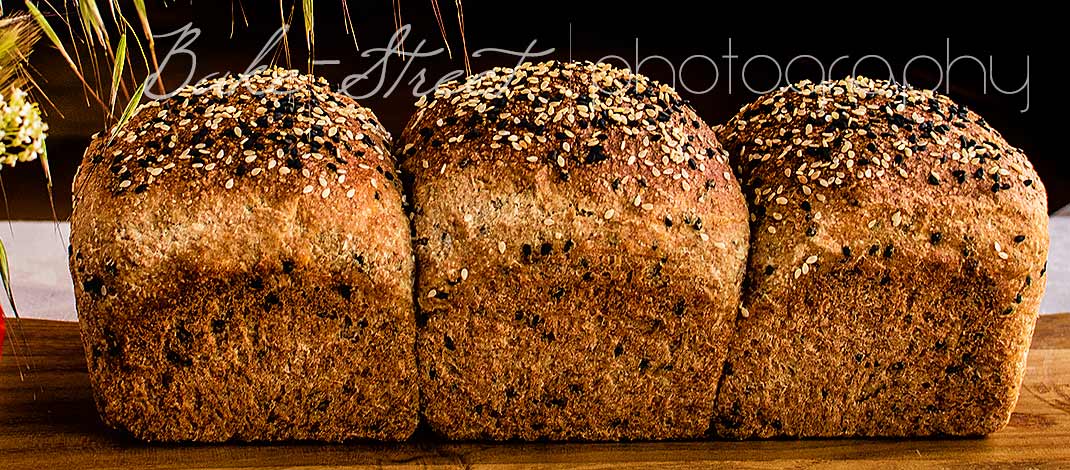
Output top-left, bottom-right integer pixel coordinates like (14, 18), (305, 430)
(0, 86), (47, 169)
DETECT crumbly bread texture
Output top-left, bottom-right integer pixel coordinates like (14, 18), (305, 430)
(714, 77), (1049, 438)
(398, 61), (749, 440)
(69, 68), (418, 442)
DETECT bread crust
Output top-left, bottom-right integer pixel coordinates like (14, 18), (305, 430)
(715, 77), (1049, 438)
(69, 68), (418, 442)
(399, 61), (749, 440)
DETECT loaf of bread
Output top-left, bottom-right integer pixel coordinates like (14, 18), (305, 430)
(714, 77), (1049, 438)
(398, 61), (749, 440)
(68, 68), (419, 442)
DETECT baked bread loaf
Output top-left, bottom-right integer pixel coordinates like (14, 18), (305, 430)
(68, 68), (419, 442)
(398, 61), (749, 440)
(714, 77), (1049, 438)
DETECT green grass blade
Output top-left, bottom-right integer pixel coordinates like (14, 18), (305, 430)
(0, 237), (17, 318)
(109, 32), (126, 114)
(111, 78), (144, 140)
(40, 141), (51, 188)
(25, 1), (67, 64)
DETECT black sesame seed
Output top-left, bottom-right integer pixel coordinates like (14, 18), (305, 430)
(584, 144), (608, 165)
(1014, 235), (1026, 243)
(931, 232), (942, 244)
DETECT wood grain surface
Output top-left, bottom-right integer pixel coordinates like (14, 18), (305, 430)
(2, 316), (1070, 469)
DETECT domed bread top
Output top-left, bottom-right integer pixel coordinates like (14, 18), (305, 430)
(76, 67), (393, 205)
(399, 60), (740, 229)
(720, 76), (1047, 285)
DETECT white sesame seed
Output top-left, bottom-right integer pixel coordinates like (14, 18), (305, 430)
(302, 185), (314, 194)
(498, 241), (507, 254)
(225, 178), (234, 189)
(604, 209), (615, 220)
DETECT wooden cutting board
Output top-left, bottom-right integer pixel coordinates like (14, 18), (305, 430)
(3, 316), (1070, 469)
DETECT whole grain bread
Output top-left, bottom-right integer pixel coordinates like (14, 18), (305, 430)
(398, 61), (749, 440)
(68, 68), (419, 442)
(714, 77), (1049, 438)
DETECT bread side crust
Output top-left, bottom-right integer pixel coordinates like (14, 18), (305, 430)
(400, 61), (749, 440)
(69, 69), (418, 442)
(715, 77), (1048, 438)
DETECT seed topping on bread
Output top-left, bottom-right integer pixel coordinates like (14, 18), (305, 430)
(722, 77), (1043, 280)
(89, 68), (392, 199)
(401, 60), (734, 220)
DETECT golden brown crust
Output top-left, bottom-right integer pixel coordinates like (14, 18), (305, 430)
(69, 68), (418, 442)
(399, 61), (749, 440)
(714, 77), (1049, 438)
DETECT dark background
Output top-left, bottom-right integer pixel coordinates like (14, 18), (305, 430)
(3, 2), (1064, 219)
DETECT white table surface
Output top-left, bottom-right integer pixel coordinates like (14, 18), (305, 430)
(3, 219), (1069, 322)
